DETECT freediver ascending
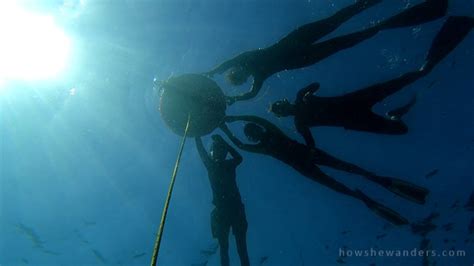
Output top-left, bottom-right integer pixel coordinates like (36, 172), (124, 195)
(220, 116), (429, 225)
(195, 135), (250, 266)
(207, 0), (448, 104)
(269, 16), (474, 148)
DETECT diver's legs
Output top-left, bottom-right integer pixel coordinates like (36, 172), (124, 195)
(311, 149), (429, 204)
(235, 232), (250, 266)
(218, 233), (230, 266)
(307, 167), (408, 225)
(280, 0), (381, 45)
(422, 16), (474, 72)
(348, 70), (426, 106)
(233, 206), (250, 266)
(380, 0), (448, 30)
(311, 148), (386, 181)
(302, 25), (381, 65)
(346, 112), (409, 135)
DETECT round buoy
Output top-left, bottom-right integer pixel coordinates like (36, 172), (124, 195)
(159, 74), (227, 137)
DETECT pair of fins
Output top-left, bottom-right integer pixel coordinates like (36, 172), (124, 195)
(360, 174), (429, 226)
(361, 15), (474, 225)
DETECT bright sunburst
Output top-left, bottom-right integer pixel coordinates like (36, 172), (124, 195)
(0, 1), (71, 83)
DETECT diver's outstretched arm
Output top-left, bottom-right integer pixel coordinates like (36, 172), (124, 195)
(207, 51), (252, 76)
(206, 58), (238, 76)
(224, 115), (284, 136)
(195, 137), (212, 169)
(219, 123), (264, 154)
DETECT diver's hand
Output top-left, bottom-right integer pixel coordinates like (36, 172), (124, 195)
(226, 96), (237, 106)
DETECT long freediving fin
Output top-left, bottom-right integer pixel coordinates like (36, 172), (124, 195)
(384, 178), (430, 205)
(356, 189), (409, 226)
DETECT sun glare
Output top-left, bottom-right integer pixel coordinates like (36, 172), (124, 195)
(0, 1), (71, 83)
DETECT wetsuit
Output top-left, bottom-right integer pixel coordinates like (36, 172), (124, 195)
(288, 15), (474, 148)
(221, 116), (430, 225)
(208, 0), (447, 103)
(195, 137), (250, 266)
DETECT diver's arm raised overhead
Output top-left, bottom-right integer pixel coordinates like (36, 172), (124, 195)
(224, 115), (284, 136)
(219, 123), (264, 154)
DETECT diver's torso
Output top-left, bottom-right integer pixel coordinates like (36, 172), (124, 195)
(208, 161), (243, 208)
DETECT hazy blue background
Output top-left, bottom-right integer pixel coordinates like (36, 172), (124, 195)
(1, 0), (473, 265)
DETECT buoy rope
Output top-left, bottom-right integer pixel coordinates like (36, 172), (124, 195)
(151, 114), (191, 266)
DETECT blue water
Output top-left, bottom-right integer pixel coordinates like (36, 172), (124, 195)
(1, 0), (473, 265)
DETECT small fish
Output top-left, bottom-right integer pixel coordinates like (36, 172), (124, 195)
(468, 217), (474, 235)
(419, 238), (431, 250)
(259, 256), (269, 265)
(442, 223), (454, 232)
(341, 230), (351, 235)
(336, 257), (346, 264)
(21, 258), (29, 264)
(427, 80), (437, 89)
(450, 200), (460, 209)
(200, 249), (216, 257)
(425, 169), (439, 179)
(464, 191), (474, 211)
(83, 220), (97, 227)
(191, 261), (208, 266)
(376, 233), (387, 240)
(16, 223), (44, 246)
(411, 212), (440, 237)
(42, 249), (61, 256)
(443, 239), (450, 244)
(132, 252), (146, 259)
(369, 263), (376, 266)
(92, 249), (107, 264)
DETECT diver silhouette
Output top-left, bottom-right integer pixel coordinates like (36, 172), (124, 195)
(270, 16), (474, 148)
(220, 116), (430, 225)
(207, 0), (448, 104)
(195, 135), (250, 266)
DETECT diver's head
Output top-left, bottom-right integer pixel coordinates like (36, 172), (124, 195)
(226, 66), (250, 85)
(244, 123), (265, 142)
(270, 99), (295, 117)
(210, 136), (227, 161)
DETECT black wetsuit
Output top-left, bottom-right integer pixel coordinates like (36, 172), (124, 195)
(221, 115), (432, 224)
(208, 0), (447, 103)
(290, 15), (474, 148)
(195, 138), (249, 266)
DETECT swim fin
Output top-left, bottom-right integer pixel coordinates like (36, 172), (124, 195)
(382, 177), (430, 205)
(356, 189), (409, 226)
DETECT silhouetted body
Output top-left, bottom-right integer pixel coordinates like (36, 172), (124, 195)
(195, 135), (250, 266)
(208, 0), (448, 104)
(270, 16), (474, 148)
(221, 116), (430, 225)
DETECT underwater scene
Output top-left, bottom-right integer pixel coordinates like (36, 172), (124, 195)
(0, 0), (473, 265)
